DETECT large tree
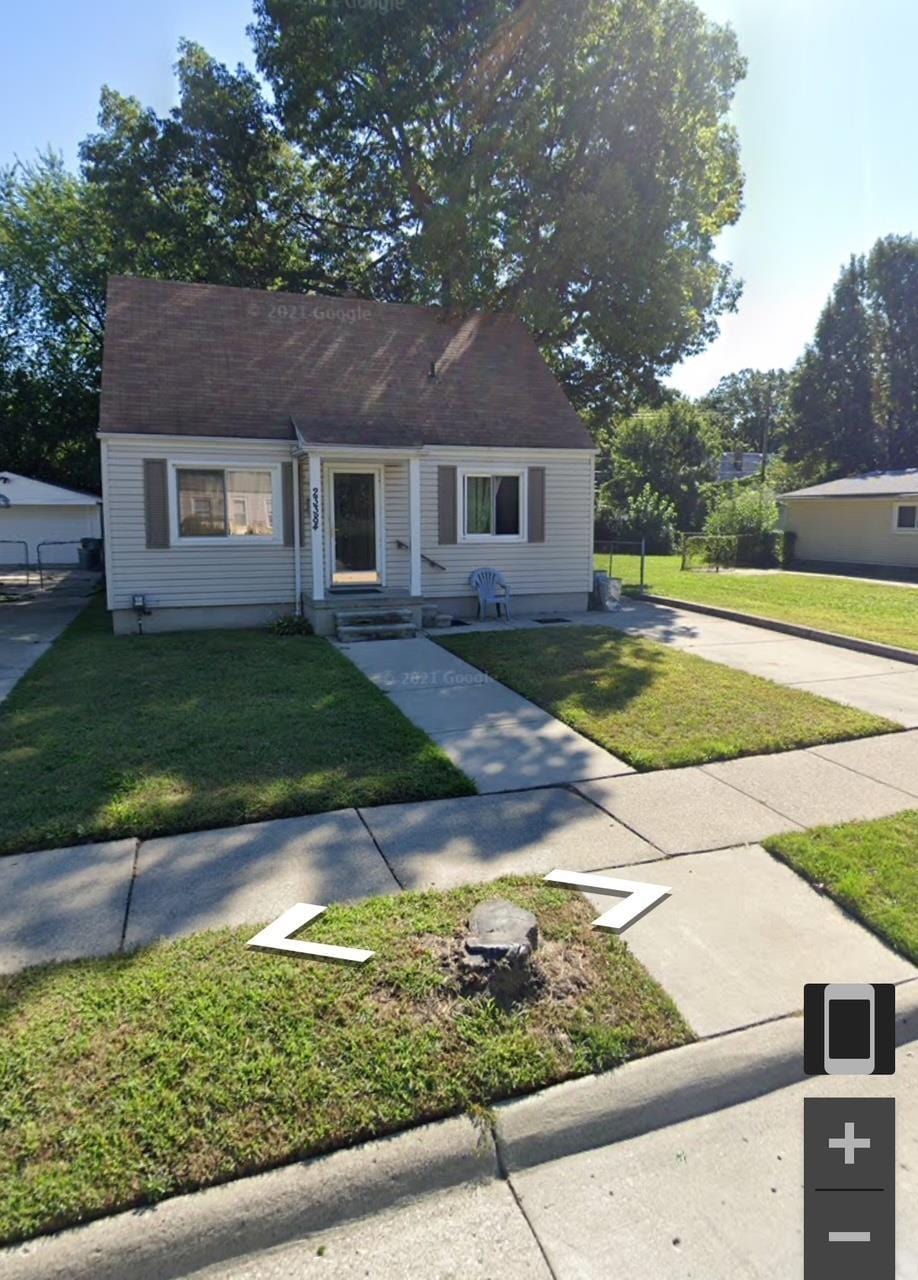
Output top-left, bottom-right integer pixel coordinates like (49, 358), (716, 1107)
(600, 400), (721, 530)
(787, 237), (918, 477)
(701, 367), (789, 454)
(0, 43), (354, 488)
(253, 0), (746, 412)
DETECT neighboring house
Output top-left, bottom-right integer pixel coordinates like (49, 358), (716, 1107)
(0, 472), (102, 567)
(99, 276), (596, 635)
(717, 450), (770, 482)
(779, 469), (918, 573)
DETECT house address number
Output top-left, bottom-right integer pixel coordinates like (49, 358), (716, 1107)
(311, 486), (320, 531)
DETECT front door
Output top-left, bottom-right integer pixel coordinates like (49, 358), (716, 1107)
(329, 469), (381, 587)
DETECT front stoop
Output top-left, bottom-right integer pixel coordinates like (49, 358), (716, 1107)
(336, 607), (418, 642)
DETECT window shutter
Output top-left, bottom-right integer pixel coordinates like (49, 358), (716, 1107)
(527, 467), (546, 543)
(437, 465), (457, 544)
(143, 459), (169, 549)
(282, 462), (295, 546)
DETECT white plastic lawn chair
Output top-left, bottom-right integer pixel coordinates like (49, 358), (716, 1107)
(469, 568), (512, 620)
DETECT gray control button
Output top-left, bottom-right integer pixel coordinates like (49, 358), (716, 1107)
(804, 1098), (895, 1279)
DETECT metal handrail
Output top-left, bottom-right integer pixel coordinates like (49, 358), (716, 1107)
(0, 540), (30, 588)
(394, 539), (447, 571)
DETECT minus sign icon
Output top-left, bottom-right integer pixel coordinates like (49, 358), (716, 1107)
(828, 1231), (871, 1243)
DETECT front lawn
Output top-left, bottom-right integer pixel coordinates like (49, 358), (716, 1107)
(0, 599), (473, 856)
(436, 628), (896, 770)
(0, 877), (690, 1245)
(594, 552), (918, 652)
(765, 811), (918, 963)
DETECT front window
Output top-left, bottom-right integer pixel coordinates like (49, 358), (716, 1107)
(462, 473), (522, 538)
(176, 468), (275, 539)
(895, 503), (917, 531)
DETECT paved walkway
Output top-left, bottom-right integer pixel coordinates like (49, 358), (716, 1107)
(339, 635), (633, 790)
(5, 730), (918, 994)
(0, 580), (96, 703)
(578, 597), (918, 726)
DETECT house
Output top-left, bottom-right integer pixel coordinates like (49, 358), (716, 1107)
(717, 450), (770, 482)
(779, 469), (918, 574)
(98, 276), (596, 635)
(0, 472), (102, 567)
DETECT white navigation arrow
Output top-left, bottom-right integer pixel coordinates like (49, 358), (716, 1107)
(247, 903), (375, 965)
(544, 869), (671, 934)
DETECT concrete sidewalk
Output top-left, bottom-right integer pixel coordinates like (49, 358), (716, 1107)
(593, 597), (918, 726)
(338, 635), (634, 790)
(5, 733), (918, 1035)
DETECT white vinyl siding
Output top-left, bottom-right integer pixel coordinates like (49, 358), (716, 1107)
(104, 437), (296, 611)
(419, 448), (593, 598)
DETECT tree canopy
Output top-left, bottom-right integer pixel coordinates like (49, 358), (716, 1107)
(701, 367), (789, 454)
(599, 400), (721, 531)
(253, 0), (745, 412)
(786, 236), (918, 478)
(2, 6), (747, 488)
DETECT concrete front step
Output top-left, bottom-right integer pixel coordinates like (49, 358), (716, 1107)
(337, 622), (419, 641)
(336, 608), (413, 624)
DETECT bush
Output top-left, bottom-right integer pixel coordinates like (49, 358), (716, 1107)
(601, 484), (679, 554)
(703, 484), (780, 566)
(270, 612), (313, 636)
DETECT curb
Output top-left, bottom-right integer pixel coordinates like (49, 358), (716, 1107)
(1, 1116), (498, 1280)
(640, 594), (918, 668)
(5, 982), (918, 1279)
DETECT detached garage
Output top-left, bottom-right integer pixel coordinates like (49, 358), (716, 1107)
(779, 468), (918, 576)
(0, 472), (102, 567)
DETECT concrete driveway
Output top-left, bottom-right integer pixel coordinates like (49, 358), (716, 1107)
(0, 591), (93, 704)
(593, 598), (918, 727)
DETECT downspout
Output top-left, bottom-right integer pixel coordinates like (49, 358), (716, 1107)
(290, 418), (305, 617)
(292, 449), (303, 617)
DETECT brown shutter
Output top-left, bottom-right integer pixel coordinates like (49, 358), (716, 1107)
(282, 462), (294, 546)
(527, 466), (546, 542)
(143, 459), (169, 548)
(437, 465), (457, 544)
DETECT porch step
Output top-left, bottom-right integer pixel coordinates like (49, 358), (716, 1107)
(335, 607), (417, 642)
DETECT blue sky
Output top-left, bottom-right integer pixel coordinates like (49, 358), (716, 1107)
(2, 0), (916, 398)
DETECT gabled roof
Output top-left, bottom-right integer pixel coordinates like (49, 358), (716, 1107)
(780, 469), (918, 500)
(100, 276), (594, 451)
(0, 472), (100, 506)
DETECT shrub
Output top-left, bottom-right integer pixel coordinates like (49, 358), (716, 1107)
(703, 484), (780, 566)
(600, 484), (679, 554)
(271, 612), (313, 636)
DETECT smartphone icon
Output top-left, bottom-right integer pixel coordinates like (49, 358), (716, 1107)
(824, 983), (875, 1075)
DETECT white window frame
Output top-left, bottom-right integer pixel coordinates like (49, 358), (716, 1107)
(458, 467), (527, 543)
(892, 501), (918, 534)
(168, 460), (283, 547)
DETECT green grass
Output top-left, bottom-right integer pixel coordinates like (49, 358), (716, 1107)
(0, 599), (473, 856)
(765, 811), (918, 963)
(436, 628), (897, 771)
(593, 552), (918, 652)
(0, 877), (690, 1245)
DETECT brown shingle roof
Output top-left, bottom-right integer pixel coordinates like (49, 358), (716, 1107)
(100, 276), (594, 450)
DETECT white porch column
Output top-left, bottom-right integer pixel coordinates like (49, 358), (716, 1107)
(409, 456), (422, 598)
(308, 452), (324, 601)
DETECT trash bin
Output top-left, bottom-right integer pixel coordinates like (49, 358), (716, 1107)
(592, 570), (622, 610)
(78, 537), (102, 571)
